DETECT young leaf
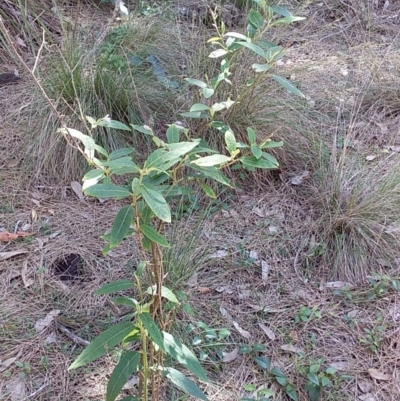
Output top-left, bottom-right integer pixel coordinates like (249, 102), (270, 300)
(236, 42), (266, 59)
(185, 78), (208, 88)
(95, 279), (135, 295)
(252, 63), (271, 72)
(260, 139), (284, 149)
(146, 285), (179, 303)
(209, 49), (228, 58)
(83, 169), (105, 181)
(198, 182), (216, 199)
(247, 127), (257, 145)
(272, 75), (305, 98)
(84, 184), (132, 199)
(266, 46), (284, 62)
(131, 125), (153, 135)
(225, 130), (237, 153)
(59, 127), (96, 159)
(248, 9), (264, 29)
(141, 184), (171, 223)
(109, 205), (134, 247)
(162, 331), (209, 382)
(224, 32), (249, 41)
(272, 16), (306, 25)
(109, 148), (134, 160)
(139, 313), (165, 351)
(68, 322), (134, 370)
(166, 125), (180, 144)
(190, 104), (211, 112)
(202, 87), (214, 98)
(191, 154), (231, 167)
(139, 224), (170, 247)
(106, 351), (140, 401)
(163, 367), (208, 401)
(251, 145), (262, 159)
(97, 119), (131, 131)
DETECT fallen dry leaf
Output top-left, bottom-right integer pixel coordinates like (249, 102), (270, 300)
(0, 357), (18, 372)
(325, 281), (353, 289)
(44, 332), (58, 345)
(366, 155), (377, 161)
(197, 287), (212, 294)
(258, 323), (275, 340)
(35, 310), (60, 332)
(0, 232), (19, 242)
(261, 260), (269, 282)
(233, 321), (251, 340)
(6, 378), (26, 401)
(71, 181), (84, 200)
(368, 368), (391, 381)
(280, 344), (304, 354)
(222, 347), (239, 363)
(220, 307), (233, 323)
(291, 171), (309, 185)
(359, 394), (375, 401)
(21, 260), (34, 288)
(289, 330), (299, 342)
(209, 250), (228, 259)
(358, 381), (371, 394)
(0, 250), (27, 261)
(187, 273), (198, 287)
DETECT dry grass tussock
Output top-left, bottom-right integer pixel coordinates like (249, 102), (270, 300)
(1, 1), (400, 401)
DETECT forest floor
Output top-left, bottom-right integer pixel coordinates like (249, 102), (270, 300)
(1, 1), (400, 401)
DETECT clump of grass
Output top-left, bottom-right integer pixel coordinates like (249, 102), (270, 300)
(27, 15), (198, 181)
(304, 139), (400, 282)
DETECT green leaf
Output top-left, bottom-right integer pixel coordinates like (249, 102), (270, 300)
(146, 285), (179, 303)
(260, 139), (284, 149)
(95, 279), (135, 295)
(198, 182), (216, 199)
(225, 130), (237, 153)
(253, 356), (271, 370)
(68, 322), (134, 370)
(162, 331), (209, 382)
(86, 116), (97, 126)
(271, 5), (293, 17)
(202, 87), (214, 98)
(236, 42), (266, 59)
(190, 103), (211, 112)
(106, 351), (140, 401)
(307, 373), (320, 386)
(181, 111), (209, 119)
(251, 145), (262, 159)
(83, 169), (105, 181)
(209, 49), (228, 58)
(167, 141), (201, 157)
(166, 125), (180, 144)
(247, 127), (257, 144)
(240, 155), (279, 169)
(286, 385), (299, 401)
(140, 313), (165, 350)
(144, 149), (180, 171)
(224, 32), (249, 41)
(109, 205), (134, 247)
(131, 177), (140, 195)
(141, 184), (171, 223)
(102, 157), (140, 175)
(248, 9), (264, 29)
(98, 119), (131, 131)
(109, 148), (134, 160)
(111, 296), (138, 308)
(163, 367), (208, 401)
(188, 164), (231, 187)
(59, 127), (96, 159)
(273, 75), (305, 97)
(191, 154), (231, 167)
(252, 63), (270, 72)
(94, 145), (109, 158)
(140, 224), (170, 247)
(185, 78), (208, 88)
(265, 46), (284, 62)
(131, 125), (153, 135)
(272, 16), (305, 25)
(84, 184), (132, 199)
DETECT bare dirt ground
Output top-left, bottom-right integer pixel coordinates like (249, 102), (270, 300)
(1, 1), (400, 400)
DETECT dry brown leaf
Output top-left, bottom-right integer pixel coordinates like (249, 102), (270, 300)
(220, 307), (233, 323)
(291, 171), (309, 185)
(0, 357), (17, 372)
(325, 281), (353, 289)
(6, 378), (26, 401)
(0, 232), (19, 242)
(368, 368), (391, 381)
(358, 381), (371, 394)
(280, 344), (304, 354)
(258, 323), (275, 340)
(209, 250), (228, 259)
(366, 155), (377, 161)
(359, 394), (375, 401)
(21, 260), (34, 288)
(15, 37), (26, 47)
(289, 330), (299, 342)
(71, 181), (84, 200)
(261, 260), (269, 282)
(222, 348), (239, 363)
(35, 310), (60, 332)
(197, 287), (212, 294)
(0, 250), (27, 261)
(233, 321), (251, 340)
(44, 332), (58, 345)
(187, 273), (198, 287)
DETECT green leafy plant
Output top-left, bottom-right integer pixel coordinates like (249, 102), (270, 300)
(271, 367), (298, 401)
(358, 316), (387, 353)
(240, 383), (274, 401)
(183, 1), (305, 148)
(294, 306), (322, 324)
(63, 112), (280, 400)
